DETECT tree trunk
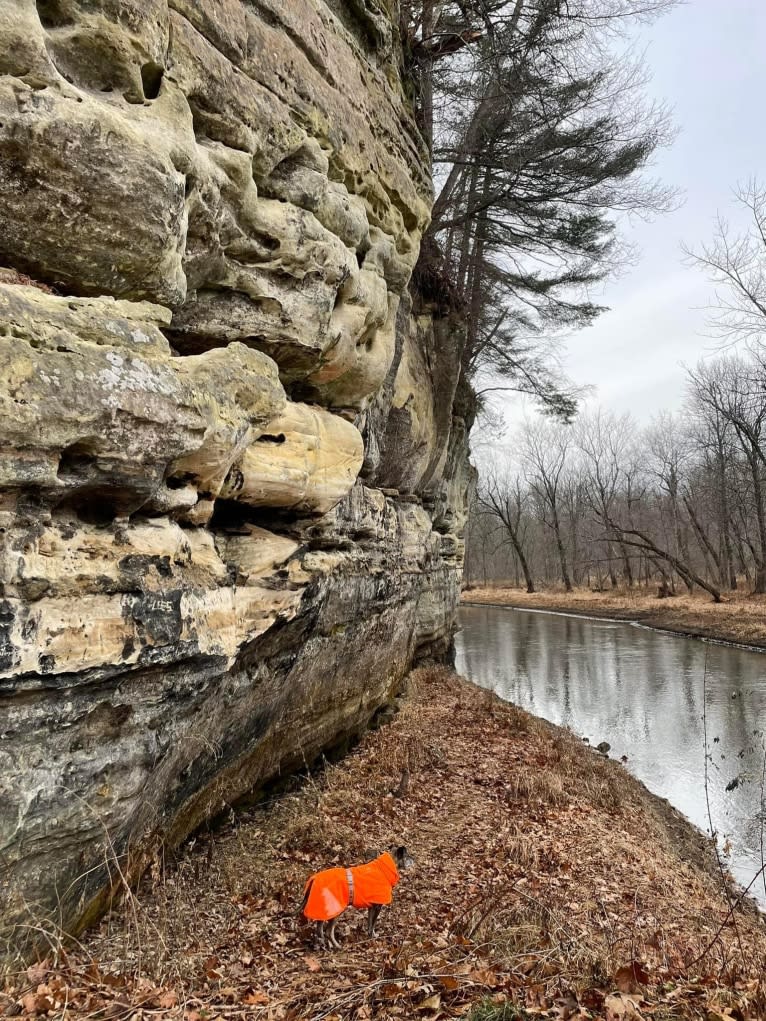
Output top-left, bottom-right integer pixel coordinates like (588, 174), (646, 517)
(723, 517), (738, 590)
(618, 539), (633, 587)
(606, 539), (617, 587)
(716, 440), (737, 590)
(683, 493), (722, 587)
(455, 160), (480, 298)
(551, 507), (572, 591)
(519, 548), (535, 594)
(731, 525), (752, 584)
(610, 525), (722, 602)
(464, 166), (493, 357)
(569, 516), (581, 586)
(746, 444), (766, 593)
(419, 0), (435, 152)
(503, 528), (535, 593)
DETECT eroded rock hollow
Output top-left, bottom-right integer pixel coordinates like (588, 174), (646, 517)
(0, 0), (470, 955)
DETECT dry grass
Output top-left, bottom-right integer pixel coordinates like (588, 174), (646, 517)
(505, 768), (566, 807)
(5, 667), (766, 1019)
(463, 585), (766, 648)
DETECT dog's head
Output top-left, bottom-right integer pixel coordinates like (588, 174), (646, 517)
(388, 844), (415, 870)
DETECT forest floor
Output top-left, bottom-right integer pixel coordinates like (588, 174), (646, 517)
(3, 667), (766, 1020)
(461, 586), (766, 650)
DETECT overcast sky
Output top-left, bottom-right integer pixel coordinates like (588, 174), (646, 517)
(506, 0), (766, 427)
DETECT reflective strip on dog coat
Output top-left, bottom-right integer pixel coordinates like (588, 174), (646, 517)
(302, 853), (400, 921)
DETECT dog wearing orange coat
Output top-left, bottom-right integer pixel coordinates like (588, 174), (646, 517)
(301, 845), (414, 947)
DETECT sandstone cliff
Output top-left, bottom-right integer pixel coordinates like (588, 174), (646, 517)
(0, 0), (470, 958)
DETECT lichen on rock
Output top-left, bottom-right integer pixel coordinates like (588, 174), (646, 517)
(0, 0), (470, 963)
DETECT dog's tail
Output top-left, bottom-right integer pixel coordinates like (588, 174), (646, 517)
(299, 878), (313, 917)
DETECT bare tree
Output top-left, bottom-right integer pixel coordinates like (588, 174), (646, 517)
(520, 419), (575, 591)
(575, 409), (639, 586)
(463, 493), (509, 587)
(684, 180), (766, 346)
(688, 355), (766, 593)
(684, 401), (739, 590)
(645, 411), (693, 588)
(478, 464), (536, 593)
(463, 236), (766, 602)
(465, 384), (749, 601)
(560, 463), (589, 586)
(600, 516), (722, 602)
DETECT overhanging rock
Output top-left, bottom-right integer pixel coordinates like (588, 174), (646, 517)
(0, 0), (470, 961)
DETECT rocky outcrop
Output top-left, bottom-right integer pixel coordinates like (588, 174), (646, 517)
(0, 0), (470, 959)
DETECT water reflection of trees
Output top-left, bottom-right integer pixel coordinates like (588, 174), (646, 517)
(455, 606), (766, 897)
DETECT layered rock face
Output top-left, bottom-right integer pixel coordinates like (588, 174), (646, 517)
(0, 0), (469, 955)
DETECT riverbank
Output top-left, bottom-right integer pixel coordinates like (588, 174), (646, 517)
(2, 666), (765, 1020)
(462, 586), (766, 651)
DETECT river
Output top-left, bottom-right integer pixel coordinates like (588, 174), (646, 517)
(455, 603), (766, 906)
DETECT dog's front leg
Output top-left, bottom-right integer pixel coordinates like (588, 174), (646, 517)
(315, 921), (326, 948)
(366, 904), (382, 937)
(327, 917), (341, 949)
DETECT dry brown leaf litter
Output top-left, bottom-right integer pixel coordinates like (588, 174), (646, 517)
(2, 667), (765, 1020)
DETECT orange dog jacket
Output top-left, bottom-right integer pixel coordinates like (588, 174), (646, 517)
(303, 852), (400, 921)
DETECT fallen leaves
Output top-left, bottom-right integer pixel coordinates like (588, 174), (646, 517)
(604, 992), (643, 1019)
(156, 989), (178, 1009)
(19, 991), (54, 1017)
(5, 667), (766, 1020)
(242, 988), (270, 1005)
(613, 962), (649, 995)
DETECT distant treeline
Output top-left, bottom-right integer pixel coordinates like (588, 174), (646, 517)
(466, 349), (766, 601)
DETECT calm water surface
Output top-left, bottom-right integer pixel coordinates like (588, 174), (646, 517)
(455, 604), (766, 904)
